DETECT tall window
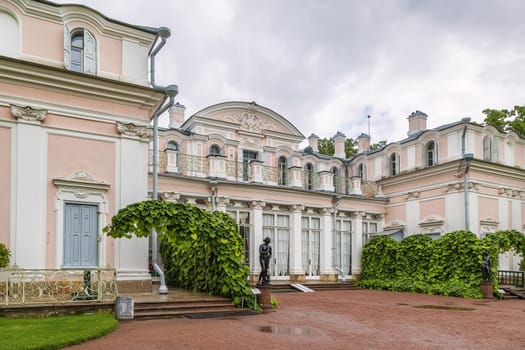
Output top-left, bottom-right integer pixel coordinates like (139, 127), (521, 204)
(228, 211), (251, 265)
(278, 156), (288, 186)
(301, 216), (320, 276)
(331, 166), (340, 192)
(335, 219), (352, 275)
(483, 135), (498, 162)
(305, 163), (314, 190)
(362, 221), (378, 245)
(242, 150), (258, 181)
(64, 26), (97, 74)
(357, 163), (367, 180)
(389, 153), (399, 176)
(263, 213), (290, 277)
(425, 141), (437, 167)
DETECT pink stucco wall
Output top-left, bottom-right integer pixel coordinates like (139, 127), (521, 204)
(46, 134), (116, 268)
(22, 15), (63, 62)
(0, 82), (152, 121)
(0, 127), (10, 246)
(385, 204), (406, 226)
(420, 198), (445, 221)
(478, 196), (498, 222)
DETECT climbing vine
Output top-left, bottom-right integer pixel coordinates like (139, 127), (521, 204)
(358, 230), (525, 298)
(104, 200), (257, 310)
(0, 243), (10, 268)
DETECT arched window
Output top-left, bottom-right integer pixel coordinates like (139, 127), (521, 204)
(483, 135), (498, 162)
(64, 26), (97, 74)
(357, 163), (367, 180)
(425, 141), (437, 167)
(331, 166), (339, 192)
(278, 156), (288, 186)
(389, 153), (399, 176)
(305, 163), (314, 190)
(166, 141), (178, 151)
(209, 144), (221, 156)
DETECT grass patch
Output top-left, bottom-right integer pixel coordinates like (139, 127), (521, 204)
(0, 312), (118, 350)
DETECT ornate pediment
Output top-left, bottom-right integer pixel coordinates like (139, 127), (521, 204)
(116, 122), (151, 141)
(53, 171), (109, 198)
(11, 105), (47, 123)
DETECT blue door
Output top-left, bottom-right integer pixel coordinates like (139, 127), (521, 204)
(64, 203), (98, 267)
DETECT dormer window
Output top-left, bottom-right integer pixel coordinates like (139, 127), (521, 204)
(64, 25), (97, 74)
(389, 153), (399, 176)
(425, 141), (437, 167)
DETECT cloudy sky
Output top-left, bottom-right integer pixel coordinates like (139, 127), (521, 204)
(55, 0), (525, 144)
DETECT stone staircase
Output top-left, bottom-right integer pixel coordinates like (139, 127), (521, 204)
(271, 281), (359, 293)
(133, 295), (253, 319)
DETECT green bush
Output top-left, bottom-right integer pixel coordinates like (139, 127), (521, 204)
(0, 242), (10, 268)
(104, 200), (257, 310)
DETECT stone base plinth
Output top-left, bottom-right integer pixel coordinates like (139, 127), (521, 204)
(116, 279), (152, 293)
(289, 274), (306, 282)
(480, 282), (493, 299)
(256, 285), (273, 312)
(320, 273), (338, 282)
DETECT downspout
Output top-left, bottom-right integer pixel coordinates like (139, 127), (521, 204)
(461, 117), (471, 231)
(149, 26), (178, 294)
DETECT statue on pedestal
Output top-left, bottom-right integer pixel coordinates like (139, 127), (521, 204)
(257, 237), (272, 286)
(482, 251), (492, 283)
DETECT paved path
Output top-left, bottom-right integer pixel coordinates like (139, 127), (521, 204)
(67, 289), (525, 350)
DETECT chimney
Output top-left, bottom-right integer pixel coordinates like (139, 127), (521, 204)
(407, 110), (428, 136)
(308, 133), (319, 152)
(333, 131), (346, 158)
(168, 103), (186, 129)
(357, 133), (371, 153)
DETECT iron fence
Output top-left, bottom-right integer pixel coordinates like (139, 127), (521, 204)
(0, 268), (117, 305)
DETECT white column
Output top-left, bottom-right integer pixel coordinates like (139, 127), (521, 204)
(250, 200), (265, 277)
(320, 208), (336, 276)
(14, 121), (47, 268)
(289, 204), (304, 278)
(351, 211), (365, 275)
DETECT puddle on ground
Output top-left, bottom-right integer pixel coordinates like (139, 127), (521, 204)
(259, 325), (316, 335)
(413, 305), (475, 311)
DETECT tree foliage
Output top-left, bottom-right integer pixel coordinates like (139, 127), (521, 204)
(104, 200), (257, 310)
(358, 230), (525, 298)
(482, 105), (525, 138)
(318, 137), (387, 158)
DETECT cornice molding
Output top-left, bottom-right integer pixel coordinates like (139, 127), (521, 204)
(0, 56), (165, 114)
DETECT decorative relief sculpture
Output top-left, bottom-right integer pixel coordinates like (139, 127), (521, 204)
(11, 105), (47, 122)
(116, 122), (151, 141)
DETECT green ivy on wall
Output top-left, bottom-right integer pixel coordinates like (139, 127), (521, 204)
(104, 200), (257, 310)
(357, 230), (525, 298)
(0, 243), (10, 268)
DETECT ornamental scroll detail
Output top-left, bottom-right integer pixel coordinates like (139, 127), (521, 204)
(116, 122), (151, 141)
(11, 105), (47, 123)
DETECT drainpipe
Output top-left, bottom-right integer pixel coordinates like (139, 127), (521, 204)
(149, 26), (178, 294)
(461, 117), (471, 231)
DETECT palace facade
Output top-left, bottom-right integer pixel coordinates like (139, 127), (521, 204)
(1, 0), (523, 292)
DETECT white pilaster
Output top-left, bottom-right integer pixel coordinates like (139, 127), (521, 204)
(320, 208), (335, 275)
(289, 204), (304, 275)
(14, 118), (47, 268)
(351, 211), (364, 275)
(250, 200), (265, 276)
(116, 137), (150, 279)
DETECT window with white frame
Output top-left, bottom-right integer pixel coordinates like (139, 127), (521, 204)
(263, 213), (290, 277)
(331, 166), (340, 192)
(335, 219), (352, 275)
(362, 221), (377, 245)
(228, 210), (251, 265)
(483, 135), (499, 162)
(278, 156), (288, 186)
(64, 25), (97, 74)
(389, 153), (400, 176)
(357, 163), (367, 180)
(425, 141), (437, 167)
(305, 163), (314, 190)
(301, 216), (320, 276)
